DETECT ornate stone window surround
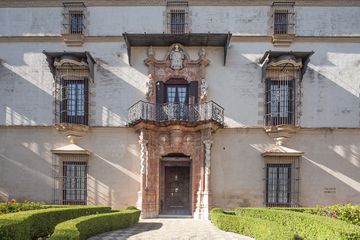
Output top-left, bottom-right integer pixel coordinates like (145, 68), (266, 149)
(61, 2), (89, 46)
(263, 55), (302, 145)
(271, 1), (295, 47)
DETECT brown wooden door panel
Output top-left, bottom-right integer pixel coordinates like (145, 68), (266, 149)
(164, 166), (190, 211)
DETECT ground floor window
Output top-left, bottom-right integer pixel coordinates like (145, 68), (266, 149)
(62, 161), (87, 205)
(264, 157), (300, 207)
(266, 164), (291, 206)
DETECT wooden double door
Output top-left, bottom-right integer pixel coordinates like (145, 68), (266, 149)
(161, 164), (191, 215)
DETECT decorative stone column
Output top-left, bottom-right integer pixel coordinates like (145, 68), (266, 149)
(194, 139), (213, 220)
(136, 131), (148, 214)
(202, 139), (213, 219)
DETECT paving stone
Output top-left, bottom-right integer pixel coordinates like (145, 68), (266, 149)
(88, 218), (253, 240)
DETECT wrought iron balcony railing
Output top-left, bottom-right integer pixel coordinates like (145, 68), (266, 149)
(128, 101), (224, 126)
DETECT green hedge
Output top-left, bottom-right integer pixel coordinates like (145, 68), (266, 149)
(277, 204), (360, 226)
(50, 207), (140, 240)
(210, 208), (296, 240)
(0, 202), (50, 214)
(235, 208), (360, 240)
(0, 206), (111, 240)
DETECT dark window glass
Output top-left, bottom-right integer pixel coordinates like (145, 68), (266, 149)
(170, 10), (185, 34)
(61, 79), (88, 125)
(70, 12), (83, 34)
(63, 161), (87, 205)
(266, 164), (291, 206)
(274, 11), (288, 34)
(265, 79), (294, 126)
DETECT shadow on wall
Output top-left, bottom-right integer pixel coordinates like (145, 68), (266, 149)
(0, 129), (60, 202)
(94, 63), (145, 126)
(219, 46), (360, 127)
(0, 60), (53, 125)
(285, 132), (360, 205)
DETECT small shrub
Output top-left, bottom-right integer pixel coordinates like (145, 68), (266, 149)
(0, 201), (50, 214)
(235, 208), (360, 240)
(210, 208), (296, 240)
(0, 206), (111, 240)
(50, 208), (141, 240)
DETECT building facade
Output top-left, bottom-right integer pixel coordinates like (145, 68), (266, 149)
(0, 0), (360, 219)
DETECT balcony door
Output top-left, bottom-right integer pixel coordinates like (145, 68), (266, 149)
(165, 84), (188, 120)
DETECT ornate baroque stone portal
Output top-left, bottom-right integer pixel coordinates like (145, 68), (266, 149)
(134, 44), (219, 219)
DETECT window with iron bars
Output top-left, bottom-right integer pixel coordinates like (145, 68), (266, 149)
(274, 10), (289, 34)
(272, 2), (295, 35)
(59, 78), (89, 125)
(166, 1), (189, 34)
(170, 9), (186, 34)
(70, 11), (84, 34)
(62, 160), (87, 205)
(265, 158), (299, 207)
(265, 78), (295, 126)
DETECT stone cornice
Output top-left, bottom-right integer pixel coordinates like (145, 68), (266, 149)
(2, 125), (360, 133)
(1, 35), (360, 43)
(0, 0), (359, 7)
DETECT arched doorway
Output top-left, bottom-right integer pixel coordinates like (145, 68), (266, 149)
(160, 153), (191, 215)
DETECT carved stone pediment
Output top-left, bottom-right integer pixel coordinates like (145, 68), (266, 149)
(144, 43), (210, 103)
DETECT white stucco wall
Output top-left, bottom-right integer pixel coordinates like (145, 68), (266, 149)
(0, 127), (140, 208)
(296, 7), (360, 36)
(0, 8), (62, 36)
(211, 128), (360, 208)
(1, 127), (358, 208)
(1, 6), (360, 36)
(1, 41), (359, 128)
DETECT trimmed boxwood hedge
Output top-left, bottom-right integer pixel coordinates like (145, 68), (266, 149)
(50, 207), (141, 240)
(277, 204), (360, 226)
(0, 206), (111, 240)
(235, 208), (360, 240)
(210, 208), (296, 240)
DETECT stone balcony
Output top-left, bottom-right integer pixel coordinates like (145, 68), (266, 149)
(128, 101), (224, 127)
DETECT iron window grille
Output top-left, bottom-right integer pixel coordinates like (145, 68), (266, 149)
(272, 2), (295, 35)
(265, 78), (295, 126)
(53, 155), (88, 205)
(62, 2), (87, 35)
(60, 79), (88, 125)
(166, 1), (189, 34)
(265, 157), (300, 207)
(63, 161), (87, 205)
(69, 11), (84, 34)
(55, 65), (89, 125)
(170, 9), (186, 34)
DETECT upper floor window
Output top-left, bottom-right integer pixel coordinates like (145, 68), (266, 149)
(60, 78), (89, 125)
(265, 78), (294, 126)
(263, 54), (303, 127)
(44, 51), (95, 126)
(166, 1), (189, 34)
(271, 2), (295, 46)
(274, 10), (289, 34)
(170, 9), (186, 34)
(70, 11), (84, 34)
(62, 2), (87, 46)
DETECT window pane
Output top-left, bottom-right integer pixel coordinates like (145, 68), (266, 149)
(71, 13), (83, 34)
(171, 10), (185, 34)
(167, 87), (176, 103)
(63, 162), (87, 204)
(266, 164), (291, 206)
(274, 12), (288, 34)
